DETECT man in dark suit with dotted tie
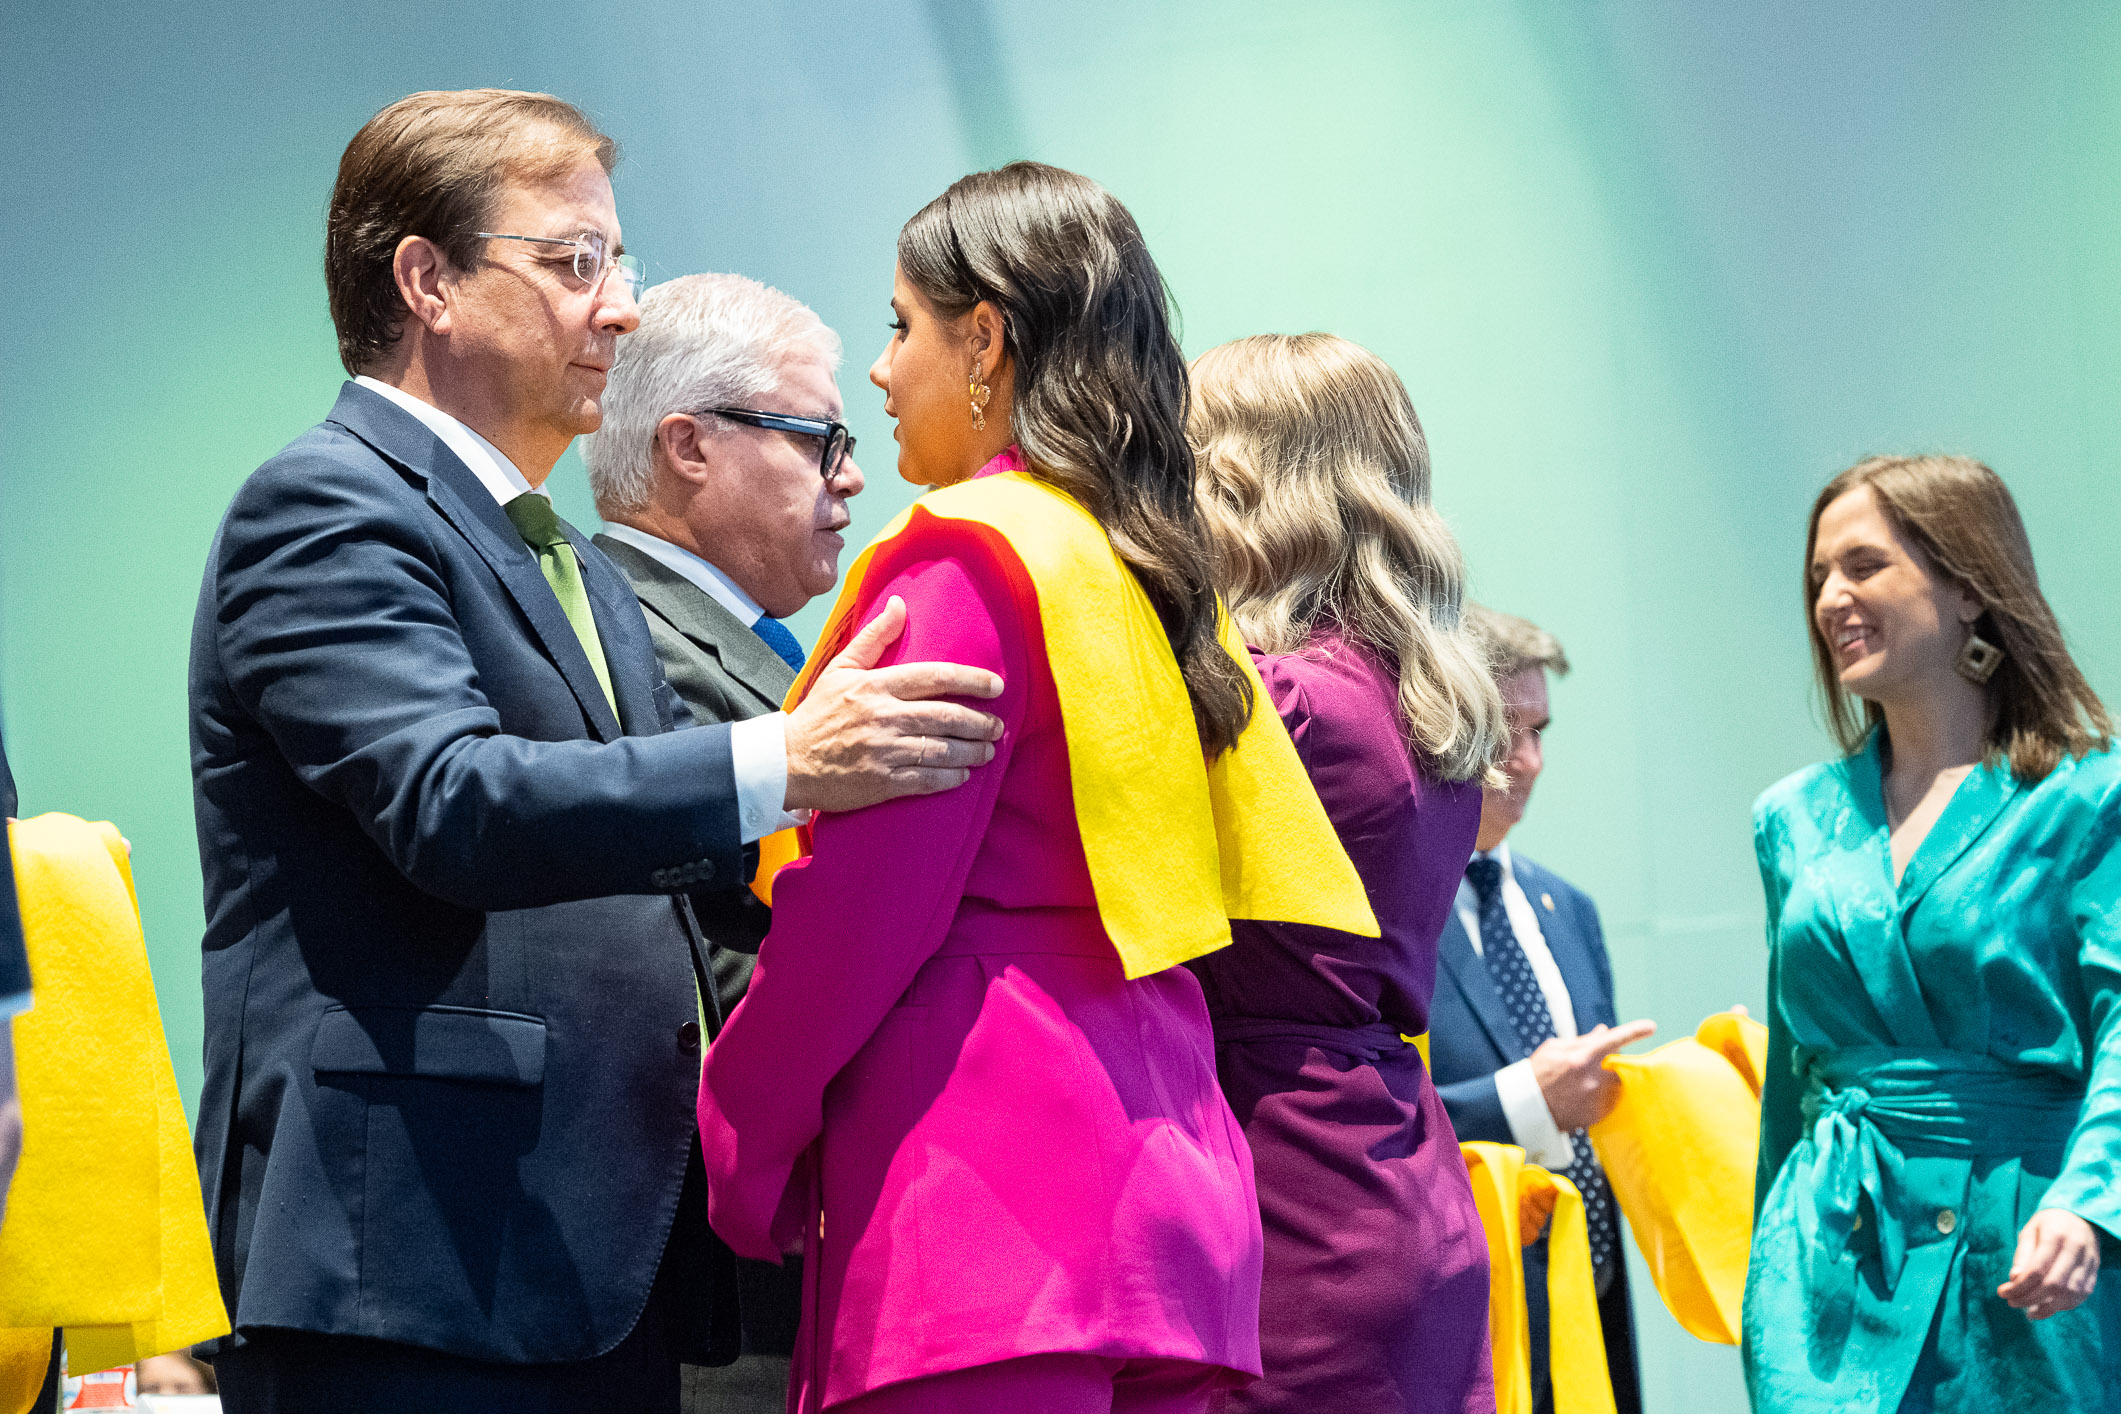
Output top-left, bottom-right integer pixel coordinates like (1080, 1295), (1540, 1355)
(1427, 606), (1656, 1414)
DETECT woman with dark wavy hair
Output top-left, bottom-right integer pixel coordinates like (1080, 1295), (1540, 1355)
(1748, 455), (2121, 1412)
(697, 163), (1377, 1414)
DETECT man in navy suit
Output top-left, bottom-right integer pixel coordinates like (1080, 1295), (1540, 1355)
(1429, 606), (1655, 1414)
(190, 90), (1002, 1414)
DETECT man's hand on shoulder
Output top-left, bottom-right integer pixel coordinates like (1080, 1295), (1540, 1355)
(783, 596), (1004, 814)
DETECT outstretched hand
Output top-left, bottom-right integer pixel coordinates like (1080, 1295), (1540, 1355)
(1529, 1019), (1657, 1131)
(2000, 1209), (2100, 1321)
(782, 596), (1006, 814)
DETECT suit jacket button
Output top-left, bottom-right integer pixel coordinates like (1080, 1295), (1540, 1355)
(651, 868), (670, 888)
(695, 860), (715, 882)
(677, 1020), (702, 1056)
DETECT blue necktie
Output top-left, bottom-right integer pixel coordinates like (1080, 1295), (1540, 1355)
(1465, 855), (1620, 1291)
(750, 615), (806, 672)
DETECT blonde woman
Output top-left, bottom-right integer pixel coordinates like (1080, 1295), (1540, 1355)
(1748, 456), (2121, 1412)
(1189, 334), (1507, 1413)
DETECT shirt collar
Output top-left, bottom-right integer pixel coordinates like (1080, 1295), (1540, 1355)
(597, 522), (764, 627)
(354, 376), (537, 507)
(1458, 841), (1515, 905)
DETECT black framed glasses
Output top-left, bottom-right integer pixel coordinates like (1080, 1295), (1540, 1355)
(698, 407), (856, 481)
(474, 230), (645, 299)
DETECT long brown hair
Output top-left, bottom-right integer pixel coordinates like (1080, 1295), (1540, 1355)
(897, 162), (1253, 756)
(1190, 334), (1505, 783)
(1805, 454), (2110, 780)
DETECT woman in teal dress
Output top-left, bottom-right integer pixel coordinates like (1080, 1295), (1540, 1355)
(1749, 453), (2121, 1412)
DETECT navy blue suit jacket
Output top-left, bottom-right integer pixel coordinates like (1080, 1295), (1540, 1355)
(189, 383), (742, 1364)
(1429, 850), (1617, 1142)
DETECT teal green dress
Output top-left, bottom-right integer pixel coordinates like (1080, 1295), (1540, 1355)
(1747, 736), (2121, 1412)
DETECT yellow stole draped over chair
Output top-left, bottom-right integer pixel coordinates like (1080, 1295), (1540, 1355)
(760, 468), (1379, 971)
(1461, 1142), (1616, 1414)
(0, 815), (228, 1409)
(1587, 1010), (1768, 1345)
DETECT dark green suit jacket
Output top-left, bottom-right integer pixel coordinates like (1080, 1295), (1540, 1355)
(593, 532), (796, 1024)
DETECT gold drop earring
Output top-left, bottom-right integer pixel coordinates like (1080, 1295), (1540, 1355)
(969, 363), (991, 432)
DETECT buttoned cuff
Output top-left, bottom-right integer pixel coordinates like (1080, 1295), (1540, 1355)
(1497, 1057), (1576, 1170)
(730, 713), (801, 845)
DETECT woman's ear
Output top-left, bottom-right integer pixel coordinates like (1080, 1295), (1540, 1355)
(968, 300), (1007, 382)
(1955, 584), (1985, 626)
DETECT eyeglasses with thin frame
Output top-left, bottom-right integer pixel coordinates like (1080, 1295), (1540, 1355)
(473, 230), (645, 300)
(697, 407), (857, 482)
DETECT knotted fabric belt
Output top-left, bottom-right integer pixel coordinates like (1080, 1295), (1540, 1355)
(1798, 1046), (2080, 1292)
(1212, 1017), (1414, 1064)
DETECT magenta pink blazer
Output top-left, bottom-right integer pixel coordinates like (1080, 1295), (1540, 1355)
(696, 479), (1264, 1409)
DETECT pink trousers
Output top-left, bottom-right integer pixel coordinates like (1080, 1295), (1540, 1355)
(828, 1355), (1228, 1414)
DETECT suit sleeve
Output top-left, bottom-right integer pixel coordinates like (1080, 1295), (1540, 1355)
(696, 535), (1028, 1260)
(208, 450), (740, 911)
(1436, 1071), (1513, 1146)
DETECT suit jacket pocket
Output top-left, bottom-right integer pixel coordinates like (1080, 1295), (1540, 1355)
(310, 1004), (548, 1086)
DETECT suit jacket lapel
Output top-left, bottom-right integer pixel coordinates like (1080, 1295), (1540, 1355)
(328, 383), (624, 743)
(1895, 755), (2020, 916)
(572, 529), (666, 737)
(594, 536), (794, 712)
(1437, 907), (1525, 1062)
(1514, 856), (1610, 1030)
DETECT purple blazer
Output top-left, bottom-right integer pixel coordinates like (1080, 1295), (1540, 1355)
(1189, 633), (1492, 1414)
(697, 491), (1263, 1410)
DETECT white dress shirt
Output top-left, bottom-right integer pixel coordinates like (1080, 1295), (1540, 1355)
(353, 378), (789, 844)
(1454, 842), (1580, 1169)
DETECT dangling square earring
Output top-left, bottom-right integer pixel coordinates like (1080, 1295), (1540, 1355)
(969, 365), (991, 432)
(1957, 630), (2004, 684)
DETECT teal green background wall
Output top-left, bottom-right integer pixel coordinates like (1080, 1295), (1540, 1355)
(6, 3), (2119, 1404)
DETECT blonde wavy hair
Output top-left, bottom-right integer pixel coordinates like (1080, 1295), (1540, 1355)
(1190, 333), (1506, 784)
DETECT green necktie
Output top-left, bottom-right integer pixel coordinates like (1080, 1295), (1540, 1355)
(505, 494), (706, 1043)
(504, 493), (617, 714)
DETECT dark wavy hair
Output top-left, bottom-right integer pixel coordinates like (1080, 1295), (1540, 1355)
(1805, 454), (2110, 781)
(897, 162), (1252, 755)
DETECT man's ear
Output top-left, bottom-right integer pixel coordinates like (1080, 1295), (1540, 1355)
(393, 235), (453, 337)
(655, 412), (715, 485)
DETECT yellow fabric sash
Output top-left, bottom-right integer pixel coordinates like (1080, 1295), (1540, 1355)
(0, 815), (228, 1394)
(1587, 1010), (1768, 1344)
(780, 469), (1377, 976)
(1461, 1141), (1616, 1414)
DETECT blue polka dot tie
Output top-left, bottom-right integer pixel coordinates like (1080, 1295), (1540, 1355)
(1464, 855), (1619, 1292)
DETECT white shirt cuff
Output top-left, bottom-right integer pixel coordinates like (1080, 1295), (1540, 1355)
(729, 713), (800, 845)
(0, 992), (30, 1021)
(1496, 1057), (1576, 1170)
